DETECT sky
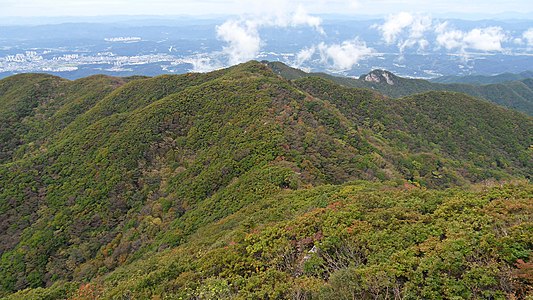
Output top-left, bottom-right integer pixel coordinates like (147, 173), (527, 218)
(1, 0), (532, 18)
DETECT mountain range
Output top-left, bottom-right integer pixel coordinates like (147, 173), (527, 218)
(267, 61), (533, 116)
(0, 61), (532, 299)
(430, 71), (533, 85)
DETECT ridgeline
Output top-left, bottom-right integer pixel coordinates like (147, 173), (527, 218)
(1, 61), (532, 299)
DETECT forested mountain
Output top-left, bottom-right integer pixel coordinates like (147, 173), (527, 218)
(267, 61), (533, 116)
(1, 61), (532, 299)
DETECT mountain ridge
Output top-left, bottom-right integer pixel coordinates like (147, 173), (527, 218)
(430, 70), (533, 85)
(0, 61), (532, 299)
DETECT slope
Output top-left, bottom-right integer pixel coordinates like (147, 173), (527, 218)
(0, 62), (382, 295)
(294, 76), (532, 185)
(0, 61), (532, 299)
(6, 181), (533, 299)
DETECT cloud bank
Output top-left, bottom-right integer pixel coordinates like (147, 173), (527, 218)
(292, 40), (374, 72)
(435, 24), (507, 52)
(523, 28), (533, 47)
(376, 12), (432, 53)
(216, 20), (261, 65)
(317, 40), (374, 71)
(216, 2), (376, 72)
(295, 47), (316, 67)
(376, 12), (509, 54)
(216, 4), (325, 65)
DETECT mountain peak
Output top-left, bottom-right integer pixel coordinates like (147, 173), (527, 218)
(361, 69), (397, 85)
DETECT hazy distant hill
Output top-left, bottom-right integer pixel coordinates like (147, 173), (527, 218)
(1, 61), (532, 299)
(267, 61), (533, 116)
(430, 71), (533, 85)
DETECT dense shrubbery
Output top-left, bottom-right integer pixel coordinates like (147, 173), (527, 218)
(294, 77), (532, 186)
(0, 61), (531, 299)
(5, 181), (532, 299)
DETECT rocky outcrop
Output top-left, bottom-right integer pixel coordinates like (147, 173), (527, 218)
(362, 70), (396, 85)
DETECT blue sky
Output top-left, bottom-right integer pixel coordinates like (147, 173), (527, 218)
(1, 0), (532, 17)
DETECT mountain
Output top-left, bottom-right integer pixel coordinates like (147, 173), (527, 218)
(431, 71), (533, 85)
(267, 61), (533, 116)
(1, 61), (532, 299)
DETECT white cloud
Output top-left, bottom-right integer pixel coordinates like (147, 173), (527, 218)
(514, 38), (524, 45)
(295, 47), (316, 67)
(523, 28), (533, 46)
(377, 12), (414, 44)
(292, 37), (375, 71)
(184, 55), (224, 73)
(376, 12), (432, 53)
(463, 27), (507, 51)
(290, 5), (324, 35)
(400, 15), (432, 51)
(216, 3), (325, 65)
(317, 39), (374, 71)
(376, 14), (508, 54)
(436, 25), (507, 52)
(434, 21), (448, 34)
(216, 20), (262, 65)
(436, 28), (467, 50)
(242, 2), (324, 31)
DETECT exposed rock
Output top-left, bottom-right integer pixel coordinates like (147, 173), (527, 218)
(362, 70), (396, 85)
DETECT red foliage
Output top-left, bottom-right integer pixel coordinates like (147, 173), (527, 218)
(326, 201), (343, 211)
(69, 283), (102, 300)
(514, 259), (533, 283)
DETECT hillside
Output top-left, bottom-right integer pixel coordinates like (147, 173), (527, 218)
(0, 61), (532, 299)
(267, 61), (533, 116)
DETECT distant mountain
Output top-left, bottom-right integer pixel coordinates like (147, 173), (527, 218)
(267, 61), (533, 116)
(431, 71), (533, 85)
(1, 61), (532, 299)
